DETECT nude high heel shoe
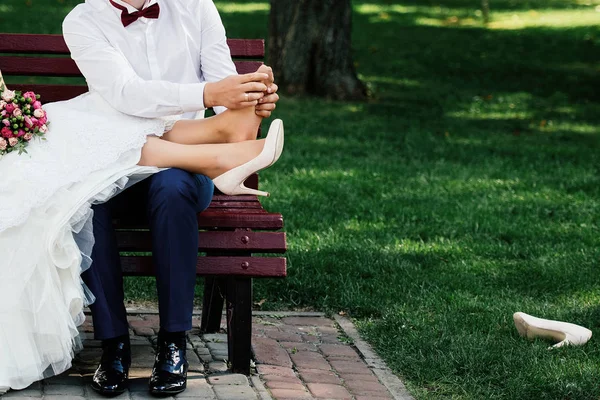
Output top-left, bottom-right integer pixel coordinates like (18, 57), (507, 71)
(513, 312), (592, 349)
(212, 119), (284, 197)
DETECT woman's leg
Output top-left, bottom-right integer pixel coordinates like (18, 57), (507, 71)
(161, 104), (262, 145)
(138, 136), (264, 179)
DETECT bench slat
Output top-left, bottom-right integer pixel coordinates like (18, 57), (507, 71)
(121, 256), (287, 277)
(115, 231), (286, 252)
(198, 212), (284, 230)
(0, 56), (262, 78)
(0, 34), (264, 58)
(0, 56), (81, 77)
(10, 84), (88, 103)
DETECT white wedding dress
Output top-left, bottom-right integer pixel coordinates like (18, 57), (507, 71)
(0, 91), (176, 392)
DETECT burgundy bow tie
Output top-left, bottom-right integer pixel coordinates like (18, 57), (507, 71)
(109, 0), (160, 27)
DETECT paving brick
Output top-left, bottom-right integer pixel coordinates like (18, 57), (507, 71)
(188, 351), (206, 373)
(131, 393), (168, 400)
(208, 374), (248, 386)
(337, 373), (379, 383)
(301, 334), (321, 344)
(261, 375), (303, 385)
(265, 381), (306, 391)
(345, 379), (389, 395)
(290, 352), (330, 371)
(43, 396), (87, 400)
(297, 368), (341, 385)
(319, 344), (360, 359)
(208, 361), (228, 373)
(268, 388), (312, 399)
(252, 337), (292, 368)
(206, 342), (228, 351)
(175, 374), (215, 399)
(281, 317), (335, 328)
(43, 385), (85, 396)
(355, 396), (393, 400)
(129, 319), (156, 329)
(280, 342), (318, 353)
(202, 333), (227, 343)
(329, 360), (372, 375)
(133, 327), (155, 337)
(316, 326), (339, 334)
(256, 365), (295, 377)
(306, 383), (352, 399)
(320, 334), (342, 344)
(128, 368), (153, 378)
(85, 388), (131, 399)
(264, 331), (304, 343)
(213, 385), (257, 400)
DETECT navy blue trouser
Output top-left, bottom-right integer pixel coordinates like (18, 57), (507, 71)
(82, 169), (214, 340)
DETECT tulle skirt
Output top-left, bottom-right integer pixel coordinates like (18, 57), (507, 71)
(0, 91), (173, 391)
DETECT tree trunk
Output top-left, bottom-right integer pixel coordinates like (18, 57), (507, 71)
(482, 0), (490, 24)
(268, 0), (367, 101)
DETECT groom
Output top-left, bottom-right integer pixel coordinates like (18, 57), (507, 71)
(63, 0), (279, 396)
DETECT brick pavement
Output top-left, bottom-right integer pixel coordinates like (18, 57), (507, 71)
(1, 312), (411, 400)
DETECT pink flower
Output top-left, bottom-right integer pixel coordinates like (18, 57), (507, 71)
(8, 137), (18, 147)
(1, 119), (8, 127)
(33, 109), (45, 119)
(0, 138), (6, 151)
(0, 110), (6, 117)
(38, 116), (48, 125)
(23, 116), (33, 129)
(0, 127), (12, 138)
(33, 101), (42, 110)
(1, 90), (15, 102)
(23, 133), (33, 141)
(0, 100), (6, 109)
(22, 92), (36, 101)
(12, 108), (22, 117)
(39, 124), (48, 133)
(5, 103), (15, 114)
(30, 117), (38, 126)
(16, 129), (26, 138)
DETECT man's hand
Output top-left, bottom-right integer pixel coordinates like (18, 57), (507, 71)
(204, 72), (269, 109)
(255, 65), (280, 118)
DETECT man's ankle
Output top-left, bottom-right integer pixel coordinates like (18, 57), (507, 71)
(101, 333), (131, 350)
(158, 329), (187, 349)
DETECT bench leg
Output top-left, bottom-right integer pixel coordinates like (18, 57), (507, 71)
(200, 277), (226, 333)
(226, 276), (252, 375)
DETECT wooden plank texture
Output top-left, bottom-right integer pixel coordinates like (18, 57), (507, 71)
(115, 230), (286, 252)
(120, 256), (287, 277)
(0, 56), (81, 77)
(9, 84), (88, 103)
(0, 34), (264, 58)
(198, 212), (284, 230)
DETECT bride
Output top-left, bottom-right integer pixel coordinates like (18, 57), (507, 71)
(0, 49), (283, 393)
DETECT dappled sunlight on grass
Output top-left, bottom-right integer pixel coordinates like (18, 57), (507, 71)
(213, 2), (268, 14)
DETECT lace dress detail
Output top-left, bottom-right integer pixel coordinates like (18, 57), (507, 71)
(0, 91), (169, 391)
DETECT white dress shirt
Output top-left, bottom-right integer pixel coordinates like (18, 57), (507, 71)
(62, 0), (238, 118)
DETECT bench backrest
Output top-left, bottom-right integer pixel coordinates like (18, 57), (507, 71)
(0, 34), (264, 103)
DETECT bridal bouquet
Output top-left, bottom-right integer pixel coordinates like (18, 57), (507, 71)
(0, 81), (48, 156)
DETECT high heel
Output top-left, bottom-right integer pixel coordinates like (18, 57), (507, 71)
(212, 119), (284, 196)
(513, 312), (592, 349)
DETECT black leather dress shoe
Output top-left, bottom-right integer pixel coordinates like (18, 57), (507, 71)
(149, 341), (188, 396)
(90, 340), (131, 396)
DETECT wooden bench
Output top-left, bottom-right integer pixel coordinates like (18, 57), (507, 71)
(0, 33), (287, 375)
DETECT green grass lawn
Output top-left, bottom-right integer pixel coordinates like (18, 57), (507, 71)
(3, 0), (600, 398)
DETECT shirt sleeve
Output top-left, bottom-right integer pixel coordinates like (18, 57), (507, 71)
(62, 13), (207, 118)
(197, 0), (240, 115)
